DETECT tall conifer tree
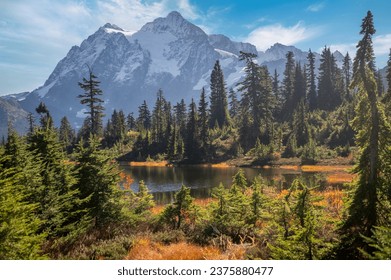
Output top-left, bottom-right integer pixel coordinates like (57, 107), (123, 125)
(78, 68), (105, 137)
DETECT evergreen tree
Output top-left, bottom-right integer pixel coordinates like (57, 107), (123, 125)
(317, 47), (343, 110)
(237, 52), (275, 149)
(385, 49), (391, 107)
(375, 69), (384, 97)
(126, 112), (136, 131)
(342, 52), (352, 100)
(292, 100), (312, 147)
(228, 88), (239, 121)
(74, 135), (122, 228)
(29, 106), (80, 239)
(232, 168), (247, 192)
(184, 99), (201, 162)
(209, 60), (230, 128)
(78, 68), (105, 137)
(27, 112), (35, 135)
(338, 10), (391, 258)
(151, 89), (168, 148)
(59, 116), (75, 153)
(167, 118), (178, 160)
(134, 180), (155, 215)
(161, 185), (197, 229)
(174, 99), (187, 139)
(281, 51), (296, 119)
(198, 88), (209, 152)
(0, 156), (45, 259)
(307, 49), (317, 110)
(293, 63), (306, 105)
(35, 102), (53, 129)
(137, 100), (151, 131)
(103, 109), (126, 147)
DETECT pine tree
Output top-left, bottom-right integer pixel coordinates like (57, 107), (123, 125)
(74, 135), (122, 228)
(232, 168), (247, 192)
(29, 105), (81, 239)
(317, 47), (343, 110)
(174, 99), (187, 137)
(292, 100), (311, 147)
(134, 180), (155, 215)
(281, 51), (296, 119)
(137, 100), (151, 131)
(126, 112), (136, 131)
(161, 185), (197, 229)
(385, 49), (391, 107)
(228, 88), (239, 121)
(184, 99), (201, 162)
(151, 89), (168, 148)
(27, 112), (35, 135)
(0, 158), (45, 259)
(78, 68), (105, 137)
(198, 88), (209, 153)
(307, 49), (317, 110)
(375, 69), (384, 97)
(237, 52), (275, 149)
(0, 127), (45, 259)
(59, 116), (75, 153)
(337, 10), (391, 259)
(342, 52), (352, 100)
(209, 60), (230, 128)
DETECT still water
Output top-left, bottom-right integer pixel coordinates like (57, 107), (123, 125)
(119, 164), (336, 204)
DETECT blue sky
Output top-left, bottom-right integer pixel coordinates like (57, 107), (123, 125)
(1, 0), (391, 95)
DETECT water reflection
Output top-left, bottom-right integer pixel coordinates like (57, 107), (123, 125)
(119, 164), (337, 204)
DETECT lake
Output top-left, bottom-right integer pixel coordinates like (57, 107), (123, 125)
(119, 164), (348, 204)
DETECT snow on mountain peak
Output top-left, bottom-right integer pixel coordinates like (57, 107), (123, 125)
(139, 11), (206, 38)
(103, 23), (123, 31)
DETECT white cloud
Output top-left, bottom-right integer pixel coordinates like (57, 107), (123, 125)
(374, 34), (391, 56)
(327, 33), (391, 57)
(328, 43), (356, 56)
(306, 2), (325, 12)
(245, 21), (319, 51)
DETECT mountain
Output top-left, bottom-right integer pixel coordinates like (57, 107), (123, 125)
(1, 11), (348, 137)
(0, 98), (29, 138)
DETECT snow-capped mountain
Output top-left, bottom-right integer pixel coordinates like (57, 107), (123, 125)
(1, 11), (348, 136)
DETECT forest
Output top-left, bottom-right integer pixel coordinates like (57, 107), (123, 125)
(0, 11), (390, 260)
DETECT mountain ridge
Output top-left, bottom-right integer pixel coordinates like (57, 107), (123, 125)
(0, 11), (369, 137)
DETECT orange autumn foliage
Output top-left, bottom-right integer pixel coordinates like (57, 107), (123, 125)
(126, 238), (245, 260)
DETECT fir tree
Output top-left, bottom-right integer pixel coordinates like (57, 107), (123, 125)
(29, 105), (80, 239)
(161, 185), (197, 229)
(307, 49), (317, 110)
(317, 47), (343, 110)
(228, 88), (239, 121)
(74, 135), (122, 228)
(137, 100), (151, 131)
(198, 88), (209, 153)
(338, 10), (391, 259)
(184, 99), (201, 162)
(209, 60), (230, 128)
(174, 99), (187, 139)
(151, 89), (168, 148)
(0, 157), (45, 259)
(281, 51), (296, 119)
(59, 116), (75, 153)
(134, 180), (155, 215)
(78, 68), (105, 137)
(342, 52), (352, 100)
(126, 112), (136, 131)
(385, 49), (391, 107)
